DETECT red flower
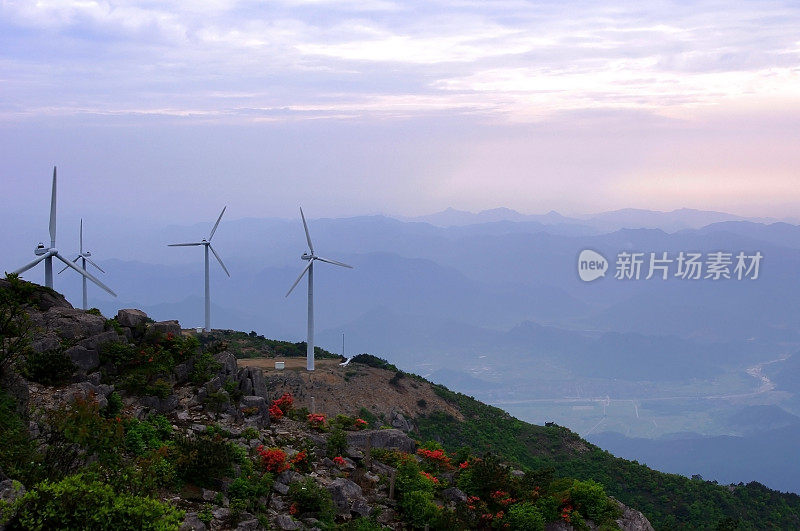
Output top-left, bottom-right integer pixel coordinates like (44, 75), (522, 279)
(257, 445), (289, 473)
(333, 456), (347, 467)
(459, 460), (469, 469)
(269, 403), (284, 421)
(289, 503), (298, 515)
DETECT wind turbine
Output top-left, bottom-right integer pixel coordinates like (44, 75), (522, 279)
(12, 167), (117, 301)
(168, 207), (230, 332)
(58, 219), (107, 310)
(285, 207), (353, 371)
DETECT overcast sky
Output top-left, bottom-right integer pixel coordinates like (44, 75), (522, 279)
(1, 0), (799, 232)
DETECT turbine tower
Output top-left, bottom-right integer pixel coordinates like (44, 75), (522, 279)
(285, 207), (353, 371)
(168, 207), (230, 332)
(12, 167), (117, 301)
(58, 220), (108, 310)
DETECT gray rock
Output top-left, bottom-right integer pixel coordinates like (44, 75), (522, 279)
(273, 482), (289, 495)
(276, 470), (304, 485)
(212, 507), (231, 521)
(236, 366), (268, 398)
(215, 351), (238, 379)
(202, 488), (218, 501)
(78, 330), (121, 351)
(42, 307), (106, 340)
(351, 498), (371, 518)
(441, 487), (467, 503)
(376, 507), (395, 525)
(390, 410), (412, 431)
(511, 469), (525, 478)
(240, 395), (270, 427)
(179, 512), (208, 531)
(31, 333), (60, 354)
(236, 518), (262, 531)
(149, 320), (182, 337)
(0, 479), (26, 504)
(326, 478), (366, 515)
(615, 500), (655, 531)
(140, 394), (179, 414)
(174, 362), (191, 385)
(116, 308), (148, 329)
(270, 496), (288, 511)
(347, 429), (416, 454)
(65, 345), (99, 372)
(274, 515), (300, 530)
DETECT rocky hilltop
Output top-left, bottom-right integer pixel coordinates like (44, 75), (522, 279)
(2, 277), (799, 530)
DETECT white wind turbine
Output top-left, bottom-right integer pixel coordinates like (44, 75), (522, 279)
(58, 219), (108, 310)
(285, 207), (353, 371)
(12, 167), (117, 301)
(168, 207), (230, 332)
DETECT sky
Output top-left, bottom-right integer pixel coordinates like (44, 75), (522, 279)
(1, 0), (800, 231)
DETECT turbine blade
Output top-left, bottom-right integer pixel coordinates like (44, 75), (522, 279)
(286, 260), (313, 297)
(168, 242), (204, 247)
(300, 207), (314, 253)
(85, 257), (106, 274)
(57, 255), (81, 274)
(315, 256), (353, 269)
(55, 253), (116, 297)
(49, 166), (57, 244)
(79, 219), (83, 254)
(209, 244), (230, 277)
(209, 206), (226, 241)
(12, 252), (52, 275)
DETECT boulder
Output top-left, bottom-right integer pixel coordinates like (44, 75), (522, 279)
(274, 515), (300, 530)
(390, 410), (413, 431)
(45, 307), (105, 339)
(326, 478), (368, 515)
(78, 330), (121, 351)
(240, 395), (270, 427)
(179, 512), (208, 531)
(441, 487), (467, 503)
(65, 345), (99, 372)
(615, 500), (655, 531)
(140, 394), (179, 414)
(214, 351), (238, 379)
(30, 333), (60, 354)
(149, 320), (181, 337)
(347, 429), (416, 454)
(236, 366), (268, 398)
(0, 479), (26, 504)
(116, 308), (148, 329)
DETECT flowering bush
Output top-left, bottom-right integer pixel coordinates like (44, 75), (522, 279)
(307, 413), (326, 430)
(333, 456), (347, 468)
(419, 470), (440, 485)
(272, 393), (294, 415)
(417, 448), (452, 470)
(354, 418), (368, 430)
(291, 450), (310, 472)
(257, 445), (288, 474)
(268, 404), (283, 421)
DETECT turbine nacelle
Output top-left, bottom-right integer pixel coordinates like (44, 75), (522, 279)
(302, 252), (313, 260)
(34, 243), (49, 255)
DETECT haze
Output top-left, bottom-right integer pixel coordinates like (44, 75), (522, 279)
(2, 0), (800, 228)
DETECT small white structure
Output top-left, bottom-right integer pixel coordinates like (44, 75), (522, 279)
(275, 361), (285, 370)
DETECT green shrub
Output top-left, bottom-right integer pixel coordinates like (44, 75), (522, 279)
(327, 427), (348, 458)
(399, 490), (438, 528)
(102, 391), (124, 418)
(22, 348), (75, 386)
(227, 472), (273, 512)
(173, 434), (237, 487)
(8, 474), (183, 530)
(506, 502), (546, 531)
(190, 351), (221, 385)
(0, 274), (34, 374)
(288, 477), (336, 523)
(0, 389), (37, 482)
(125, 415), (172, 456)
(350, 354), (398, 371)
(568, 479), (619, 523)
